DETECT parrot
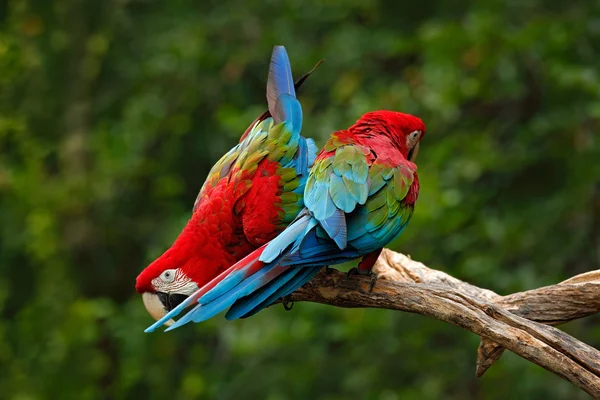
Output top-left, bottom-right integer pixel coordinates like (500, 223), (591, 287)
(135, 46), (319, 326)
(145, 109), (426, 332)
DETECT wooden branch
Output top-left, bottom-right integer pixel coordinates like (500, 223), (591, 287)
(282, 249), (600, 397)
(372, 250), (600, 377)
(476, 271), (600, 377)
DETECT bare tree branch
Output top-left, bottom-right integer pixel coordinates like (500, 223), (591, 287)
(282, 249), (600, 398)
(372, 249), (600, 377)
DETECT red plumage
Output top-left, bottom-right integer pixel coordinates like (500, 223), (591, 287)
(135, 158), (292, 294)
(142, 110), (427, 330)
(137, 45), (321, 327)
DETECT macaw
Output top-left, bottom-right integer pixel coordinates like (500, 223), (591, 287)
(146, 109), (426, 332)
(135, 46), (318, 325)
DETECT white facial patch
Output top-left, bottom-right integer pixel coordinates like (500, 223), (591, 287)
(406, 130), (422, 150)
(151, 269), (198, 295)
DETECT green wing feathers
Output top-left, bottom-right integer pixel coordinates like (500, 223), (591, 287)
(360, 161), (415, 241)
(306, 134), (417, 248)
(194, 118), (307, 226)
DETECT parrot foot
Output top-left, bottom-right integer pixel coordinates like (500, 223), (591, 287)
(346, 268), (378, 293)
(282, 295), (294, 311)
(368, 273), (377, 293)
(324, 265), (334, 274)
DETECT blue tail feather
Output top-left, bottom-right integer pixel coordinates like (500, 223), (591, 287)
(289, 216), (318, 253)
(200, 251), (262, 304)
(278, 267), (321, 298)
(166, 262), (288, 328)
(285, 253), (358, 267)
(267, 46), (296, 103)
(267, 46), (302, 132)
(199, 262), (286, 306)
(225, 268), (301, 320)
(144, 294), (197, 333)
(165, 292), (238, 330)
(227, 267), (320, 320)
(277, 230), (360, 266)
(260, 211), (312, 263)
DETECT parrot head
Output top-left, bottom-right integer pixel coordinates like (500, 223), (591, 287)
(135, 249), (199, 326)
(351, 110), (426, 161)
(135, 222), (232, 326)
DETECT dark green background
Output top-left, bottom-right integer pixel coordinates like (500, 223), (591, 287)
(1, 0), (599, 399)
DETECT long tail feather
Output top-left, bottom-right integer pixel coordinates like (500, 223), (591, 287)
(266, 46), (302, 132)
(260, 211), (314, 263)
(277, 267), (321, 299)
(197, 246), (267, 304)
(224, 268), (303, 320)
(166, 213), (318, 328)
(144, 245), (267, 332)
(166, 262), (289, 329)
(267, 46), (296, 111)
(226, 266), (320, 320)
(239, 59), (322, 143)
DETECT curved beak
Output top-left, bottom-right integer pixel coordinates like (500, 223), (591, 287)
(142, 292), (175, 327)
(408, 142), (420, 162)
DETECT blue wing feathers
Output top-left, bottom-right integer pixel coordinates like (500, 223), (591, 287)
(330, 174), (356, 213)
(306, 139), (318, 167)
(294, 136), (308, 175)
(309, 183), (337, 221)
(318, 208), (347, 250)
(290, 217), (319, 253)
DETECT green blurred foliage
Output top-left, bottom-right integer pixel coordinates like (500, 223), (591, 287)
(1, 0), (599, 399)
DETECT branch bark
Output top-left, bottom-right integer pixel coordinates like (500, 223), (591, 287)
(282, 249), (600, 397)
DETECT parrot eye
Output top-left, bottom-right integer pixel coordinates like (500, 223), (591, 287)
(160, 269), (177, 283)
(406, 130), (422, 162)
(406, 130), (421, 150)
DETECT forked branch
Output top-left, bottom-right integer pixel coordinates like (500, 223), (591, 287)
(282, 249), (600, 397)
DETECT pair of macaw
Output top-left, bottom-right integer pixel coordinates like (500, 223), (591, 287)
(136, 46), (426, 332)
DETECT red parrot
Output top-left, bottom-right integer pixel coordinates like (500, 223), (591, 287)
(145, 110), (426, 332)
(135, 46), (318, 325)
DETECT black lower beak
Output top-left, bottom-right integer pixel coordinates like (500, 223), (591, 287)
(156, 292), (189, 312)
(407, 142), (420, 162)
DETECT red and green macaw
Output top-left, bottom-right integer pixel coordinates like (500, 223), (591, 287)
(135, 46), (318, 325)
(145, 109), (426, 332)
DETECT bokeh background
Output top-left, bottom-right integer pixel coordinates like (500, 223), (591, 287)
(1, 0), (600, 399)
